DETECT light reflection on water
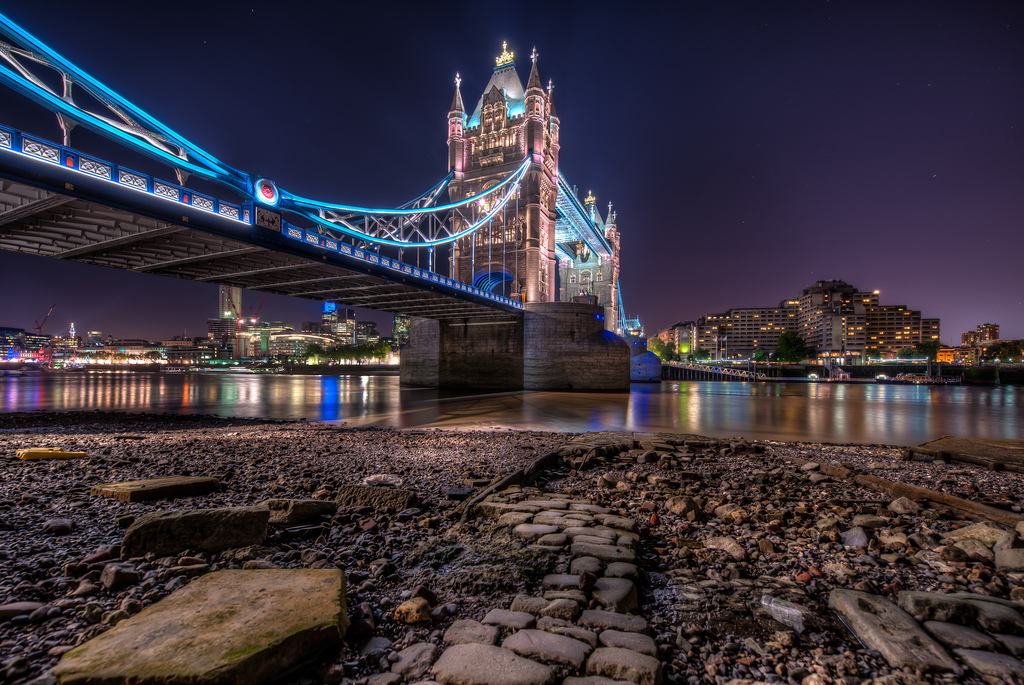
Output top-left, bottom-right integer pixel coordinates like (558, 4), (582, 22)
(0, 372), (1020, 446)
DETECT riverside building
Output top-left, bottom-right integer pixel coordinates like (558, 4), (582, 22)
(687, 280), (940, 361)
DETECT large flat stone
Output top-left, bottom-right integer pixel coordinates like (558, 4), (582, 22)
(121, 506), (269, 559)
(335, 484), (419, 511)
(502, 628), (593, 669)
(996, 548), (1024, 571)
(996, 633), (1024, 657)
(923, 621), (999, 651)
(51, 569), (347, 684)
(481, 609), (536, 630)
(564, 527), (616, 540)
(391, 642), (438, 680)
(597, 629), (657, 656)
(591, 578), (637, 614)
(571, 542), (636, 563)
(91, 476), (220, 502)
(444, 619), (500, 646)
(542, 574), (580, 591)
(964, 598), (1024, 635)
(941, 521), (1008, 546)
(953, 649), (1024, 678)
(829, 589), (956, 672)
(897, 591), (979, 625)
(578, 609), (647, 634)
(586, 647), (662, 685)
(536, 616), (598, 647)
(594, 514), (637, 532)
(431, 643), (554, 685)
(259, 499), (337, 525)
(515, 524), (561, 540)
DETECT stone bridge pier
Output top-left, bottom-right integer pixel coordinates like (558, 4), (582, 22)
(400, 302), (630, 392)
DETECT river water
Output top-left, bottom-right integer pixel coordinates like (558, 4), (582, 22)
(1, 372), (1021, 446)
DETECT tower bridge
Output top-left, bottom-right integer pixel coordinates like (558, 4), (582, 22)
(0, 14), (643, 390)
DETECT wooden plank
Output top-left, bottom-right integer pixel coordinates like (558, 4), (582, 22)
(16, 448), (89, 460)
(90, 476), (220, 502)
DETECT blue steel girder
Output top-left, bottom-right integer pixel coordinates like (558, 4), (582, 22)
(0, 125), (524, 319)
(0, 12), (524, 250)
(554, 172), (612, 259)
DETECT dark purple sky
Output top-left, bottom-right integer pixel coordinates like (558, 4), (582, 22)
(1, 1), (1021, 343)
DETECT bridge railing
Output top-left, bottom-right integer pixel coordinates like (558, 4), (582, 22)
(0, 122), (250, 225)
(0, 119), (524, 313)
(281, 220), (524, 311)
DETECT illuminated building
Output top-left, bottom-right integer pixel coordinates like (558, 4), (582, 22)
(218, 286), (242, 319)
(207, 317), (236, 355)
(558, 192), (621, 327)
(333, 309), (356, 345)
(248, 321), (294, 358)
(688, 280), (940, 361)
(356, 321), (379, 345)
(936, 346), (955, 363)
(796, 281), (874, 360)
(696, 302), (799, 359)
(448, 44), (559, 303)
(864, 305), (926, 358)
(393, 314), (411, 346)
(652, 321), (696, 356)
(976, 323), (999, 342)
(268, 333), (335, 360)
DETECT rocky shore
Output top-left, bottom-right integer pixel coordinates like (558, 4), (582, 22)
(1, 412), (1023, 685)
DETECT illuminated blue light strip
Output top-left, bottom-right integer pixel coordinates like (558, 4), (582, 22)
(0, 123), (249, 224)
(282, 158), (529, 216)
(0, 13), (244, 185)
(283, 222), (523, 310)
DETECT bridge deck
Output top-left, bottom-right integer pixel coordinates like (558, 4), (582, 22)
(0, 174), (517, 321)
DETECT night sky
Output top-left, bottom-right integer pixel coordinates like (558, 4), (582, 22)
(1, 1), (1021, 343)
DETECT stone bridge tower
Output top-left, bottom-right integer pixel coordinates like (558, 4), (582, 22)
(447, 43), (560, 302)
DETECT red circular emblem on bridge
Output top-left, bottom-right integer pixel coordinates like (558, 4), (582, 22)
(255, 178), (279, 205)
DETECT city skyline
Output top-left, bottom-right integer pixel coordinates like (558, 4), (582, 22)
(1, 1), (1021, 340)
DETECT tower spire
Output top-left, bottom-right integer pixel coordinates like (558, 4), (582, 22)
(450, 72), (464, 113)
(527, 46), (543, 90)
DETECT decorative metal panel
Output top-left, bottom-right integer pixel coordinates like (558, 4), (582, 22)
(79, 158), (111, 179)
(154, 182), (179, 200)
(118, 170), (147, 189)
(23, 139), (59, 163)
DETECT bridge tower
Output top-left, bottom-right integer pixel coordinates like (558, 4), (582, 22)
(448, 44), (559, 303)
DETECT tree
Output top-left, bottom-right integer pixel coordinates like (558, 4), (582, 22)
(896, 347), (917, 359)
(648, 337), (668, 361)
(144, 350), (164, 361)
(985, 340), (1023, 362)
(752, 349), (767, 362)
(305, 343), (325, 363)
(692, 347), (711, 361)
(773, 332), (809, 363)
(647, 338), (680, 362)
(913, 341), (941, 361)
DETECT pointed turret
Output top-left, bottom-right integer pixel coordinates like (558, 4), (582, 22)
(527, 47), (543, 90)
(450, 73), (465, 113)
(524, 47), (546, 156)
(447, 73), (467, 178)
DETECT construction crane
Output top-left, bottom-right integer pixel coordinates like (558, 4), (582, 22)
(249, 293), (268, 321)
(33, 304), (56, 334)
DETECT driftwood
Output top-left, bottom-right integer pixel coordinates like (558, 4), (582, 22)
(787, 457), (1024, 529)
(456, 449), (563, 523)
(903, 444), (1024, 474)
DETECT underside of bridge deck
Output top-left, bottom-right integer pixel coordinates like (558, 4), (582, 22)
(0, 176), (518, 322)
